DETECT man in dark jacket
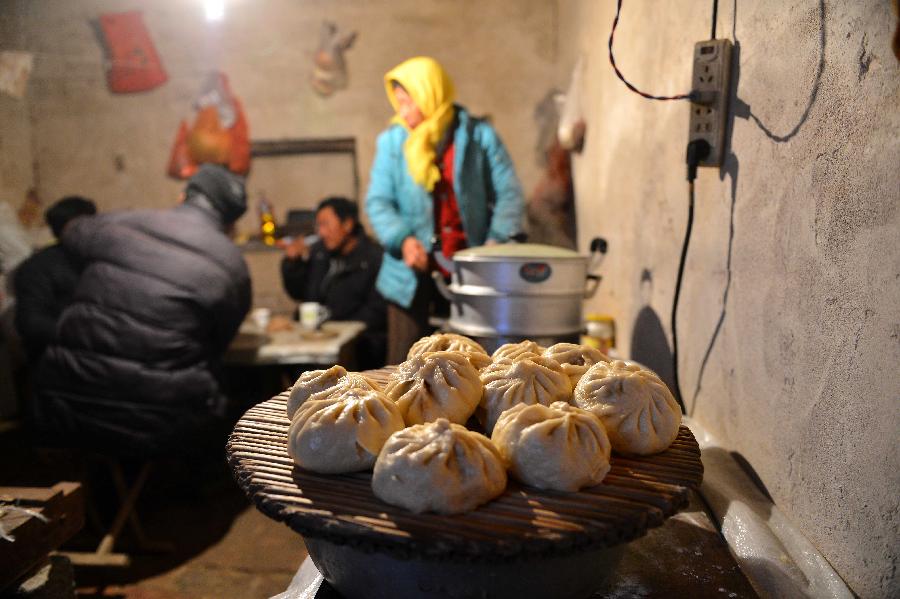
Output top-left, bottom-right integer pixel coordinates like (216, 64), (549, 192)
(14, 196), (97, 363)
(33, 165), (251, 456)
(280, 197), (386, 368)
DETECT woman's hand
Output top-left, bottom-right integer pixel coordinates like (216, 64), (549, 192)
(402, 236), (429, 272)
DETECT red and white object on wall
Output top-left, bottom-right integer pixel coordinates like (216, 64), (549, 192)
(97, 11), (168, 94)
(167, 72), (250, 179)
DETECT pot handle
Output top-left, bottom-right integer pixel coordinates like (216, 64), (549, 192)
(584, 274), (602, 299)
(429, 236), (455, 275)
(588, 236), (608, 274)
(431, 270), (453, 301)
(584, 237), (607, 299)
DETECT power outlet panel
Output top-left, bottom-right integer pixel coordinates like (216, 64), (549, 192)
(688, 39), (732, 167)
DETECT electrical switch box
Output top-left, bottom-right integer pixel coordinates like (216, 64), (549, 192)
(688, 39), (732, 167)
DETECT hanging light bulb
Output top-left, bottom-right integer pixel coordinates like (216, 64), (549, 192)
(204, 0), (225, 22)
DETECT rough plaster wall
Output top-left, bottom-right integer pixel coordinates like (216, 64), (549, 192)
(0, 0), (560, 312)
(0, 95), (32, 210)
(0, 0), (558, 232)
(559, 1), (899, 597)
(0, 3), (33, 213)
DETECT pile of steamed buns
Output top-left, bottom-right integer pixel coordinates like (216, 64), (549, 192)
(285, 333), (682, 515)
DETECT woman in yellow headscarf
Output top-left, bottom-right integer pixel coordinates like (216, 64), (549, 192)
(365, 56), (525, 363)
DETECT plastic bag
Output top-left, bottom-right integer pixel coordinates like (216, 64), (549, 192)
(167, 72), (250, 179)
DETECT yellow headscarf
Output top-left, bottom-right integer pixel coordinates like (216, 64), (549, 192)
(384, 56), (456, 192)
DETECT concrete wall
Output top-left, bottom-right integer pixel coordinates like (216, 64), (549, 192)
(559, 1), (899, 597)
(0, 94), (32, 212)
(0, 0), (560, 311)
(0, 0), (557, 228)
(0, 4), (34, 222)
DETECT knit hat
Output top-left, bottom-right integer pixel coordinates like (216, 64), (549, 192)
(186, 164), (247, 223)
(45, 196), (97, 238)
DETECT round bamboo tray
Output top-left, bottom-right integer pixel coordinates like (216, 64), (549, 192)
(227, 367), (704, 565)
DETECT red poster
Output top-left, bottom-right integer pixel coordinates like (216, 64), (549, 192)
(98, 11), (167, 93)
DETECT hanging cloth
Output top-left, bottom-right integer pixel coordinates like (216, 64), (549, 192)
(383, 56), (456, 192)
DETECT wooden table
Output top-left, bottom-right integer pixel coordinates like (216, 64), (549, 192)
(224, 320), (366, 367)
(223, 320), (367, 403)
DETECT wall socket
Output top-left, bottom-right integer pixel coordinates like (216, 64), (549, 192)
(688, 39), (732, 167)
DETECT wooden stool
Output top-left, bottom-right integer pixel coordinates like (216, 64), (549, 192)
(60, 457), (173, 567)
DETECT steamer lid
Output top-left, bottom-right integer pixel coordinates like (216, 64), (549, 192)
(454, 243), (584, 260)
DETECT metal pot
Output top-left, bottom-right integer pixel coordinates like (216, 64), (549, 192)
(432, 239), (607, 352)
(305, 536), (624, 599)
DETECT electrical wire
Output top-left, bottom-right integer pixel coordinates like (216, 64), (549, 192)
(711, 0), (719, 40)
(670, 180), (696, 413)
(608, 0), (691, 101)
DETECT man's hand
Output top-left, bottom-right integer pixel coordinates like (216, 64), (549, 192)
(401, 236), (429, 272)
(277, 236), (309, 260)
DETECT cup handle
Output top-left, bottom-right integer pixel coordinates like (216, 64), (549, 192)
(318, 306), (331, 328)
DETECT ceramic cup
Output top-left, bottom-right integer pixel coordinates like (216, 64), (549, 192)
(299, 302), (330, 330)
(250, 307), (272, 332)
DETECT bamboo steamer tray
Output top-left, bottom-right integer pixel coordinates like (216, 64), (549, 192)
(227, 367), (704, 599)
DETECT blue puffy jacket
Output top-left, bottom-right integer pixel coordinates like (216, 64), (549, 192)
(365, 106), (524, 308)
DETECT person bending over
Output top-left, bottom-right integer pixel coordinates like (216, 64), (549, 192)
(33, 165), (251, 457)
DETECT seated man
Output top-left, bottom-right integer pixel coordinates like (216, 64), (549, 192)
(13, 196), (97, 363)
(280, 197), (386, 368)
(33, 164), (251, 457)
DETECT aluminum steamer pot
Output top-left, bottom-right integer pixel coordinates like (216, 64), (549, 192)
(432, 240), (607, 352)
(305, 536), (624, 599)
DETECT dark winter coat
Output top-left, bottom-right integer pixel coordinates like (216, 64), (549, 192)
(33, 204), (251, 456)
(13, 244), (83, 362)
(281, 234), (386, 368)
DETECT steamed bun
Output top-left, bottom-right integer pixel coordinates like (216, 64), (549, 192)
(287, 369), (381, 420)
(287, 365), (345, 419)
(288, 387), (405, 473)
(573, 360), (681, 455)
(479, 356), (572, 435)
(491, 340), (546, 363)
(408, 333), (492, 370)
(543, 343), (610, 388)
(384, 351), (482, 426)
(372, 418), (507, 514)
(408, 332), (488, 357)
(492, 401), (611, 491)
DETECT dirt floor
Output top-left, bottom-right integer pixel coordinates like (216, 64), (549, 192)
(2, 417), (759, 599)
(0, 422), (306, 599)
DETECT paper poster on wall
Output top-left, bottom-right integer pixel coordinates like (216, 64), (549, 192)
(96, 11), (168, 93)
(0, 51), (34, 99)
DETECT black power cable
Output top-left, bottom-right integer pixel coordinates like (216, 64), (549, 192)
(711, 0), (719, 40)
(608, 0), (691, 101)
(672, 139), (711, 412)
(607, 0), (720, 410)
